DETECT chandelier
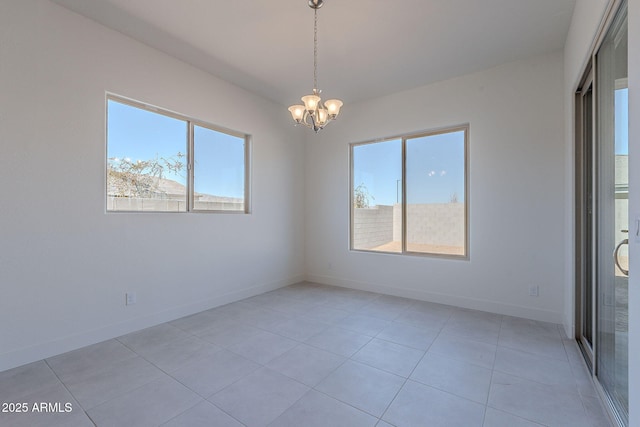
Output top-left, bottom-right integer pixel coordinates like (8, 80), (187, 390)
(288, 0), (343, 133)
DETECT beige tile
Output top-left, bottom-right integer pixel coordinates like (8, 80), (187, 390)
(63, 356), (164, 409)
(305, 326), (372, 357)
(429, 333), (497, 369)
(231, 304), (292, 328)
(581, 395), (615, 427)
(142, 337), (222, 373)
(501, 316), (562, 338)
(376, 321), (439, 351)
(411, 352), (492, 404)
(353, 338), (424, 378)
(483, 407), (544, 427)
(0, 361), (60, 403)
(266, 343), (345, 386)
(488, 371), (591, 427)
(356, 299), (408, 321)
(2, 283), (608, 427)
(442, 309), (502, 344)
(210, 367), (309, 427)
(170, 310), (230, 335)
(338, 314), (391, 337)
(227, 331), (298, 365)
(162, 400), (243, 427)
(47, 339), (136, 384)
(315, 360), (404, 417)
(493, 346), (576, 392)
(270, 390), (377, 427)
(395, 307), (451, 330)
(0, 382), (91, 427)
(117, 323), (188, 354)
(300, 306), (351, 324)
(197, 321), (263, 348)
(170, 349), (260, 398)
(383, 380), (485, 427)
(87, 376), (201, 427)
(263, 317), (330, 341)
(498, 330), (567, 361)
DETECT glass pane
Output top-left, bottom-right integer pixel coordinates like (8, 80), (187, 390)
(107, 99), (187, 212)
(352, 139), (402, 252)
(596, 4), (628, 423)
(193, 125), (245, 211)
(405, 130), (466, 256)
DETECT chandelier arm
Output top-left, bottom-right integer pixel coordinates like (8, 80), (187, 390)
(310, 107), (318, 127)
(302, 111), (314, 129)
(305, 107), (322, 133)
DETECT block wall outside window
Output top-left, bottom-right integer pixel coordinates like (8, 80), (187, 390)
(350, 126), (468, 258)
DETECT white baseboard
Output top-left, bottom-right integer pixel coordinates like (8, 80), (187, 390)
(306, 273), (564, 324)
(563, 316), (575, 339)
(0, 275), (304, 373)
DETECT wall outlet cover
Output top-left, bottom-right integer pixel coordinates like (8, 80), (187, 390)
(126, 292), (137, 305)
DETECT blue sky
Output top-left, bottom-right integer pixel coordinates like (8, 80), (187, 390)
(193, 125), (244, 198)
(107, 99), (244, 198)
(353, 131), (465, 206)
(616, 88), (628, 155)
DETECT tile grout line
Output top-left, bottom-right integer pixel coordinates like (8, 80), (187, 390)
(279, 293), (384, 422)
(487, 318), (585, 426)
(377, 303), (453, 424)
(42, 358), (98, 426)
(481, 314), (505, 426)
(13, 284), (604, 427)
(94, 339), (214, 425)
(241, 290), (381, 424)
(204, 291), (376, 425)
(120, 334), (253, 427)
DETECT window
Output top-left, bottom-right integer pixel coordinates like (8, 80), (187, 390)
(350, 126), (468, 257)
(106, 95), (250, 213)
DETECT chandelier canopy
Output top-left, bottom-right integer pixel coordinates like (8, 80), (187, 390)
(288, 0), (343, 133)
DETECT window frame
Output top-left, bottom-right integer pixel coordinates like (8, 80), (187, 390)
(349, 124), (469, 259)
(106, 93), (251, 214)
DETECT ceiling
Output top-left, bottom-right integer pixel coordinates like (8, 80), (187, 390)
(51, 0), (576, 106)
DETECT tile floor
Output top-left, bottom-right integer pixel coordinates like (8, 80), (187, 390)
(0, 282), (612, 427)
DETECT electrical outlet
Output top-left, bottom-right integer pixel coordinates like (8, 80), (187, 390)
(529, 285), (539, 297)
(126, 292), (137, 305)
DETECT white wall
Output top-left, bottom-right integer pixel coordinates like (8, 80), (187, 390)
(627, 0), (639, 424)
(0, 0), (305, 372)
(304, 51), (566, 323)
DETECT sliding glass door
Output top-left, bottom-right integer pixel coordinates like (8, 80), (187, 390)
(576, 2), (628, 425)
(595, 4), (628, 423)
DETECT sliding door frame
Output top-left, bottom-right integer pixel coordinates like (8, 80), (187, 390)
(574, 1), (628, 426)
(575, 67), (596, 371)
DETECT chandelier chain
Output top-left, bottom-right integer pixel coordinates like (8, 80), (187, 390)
(287, 0), (342, 133)
(313, 8), (318, 91)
